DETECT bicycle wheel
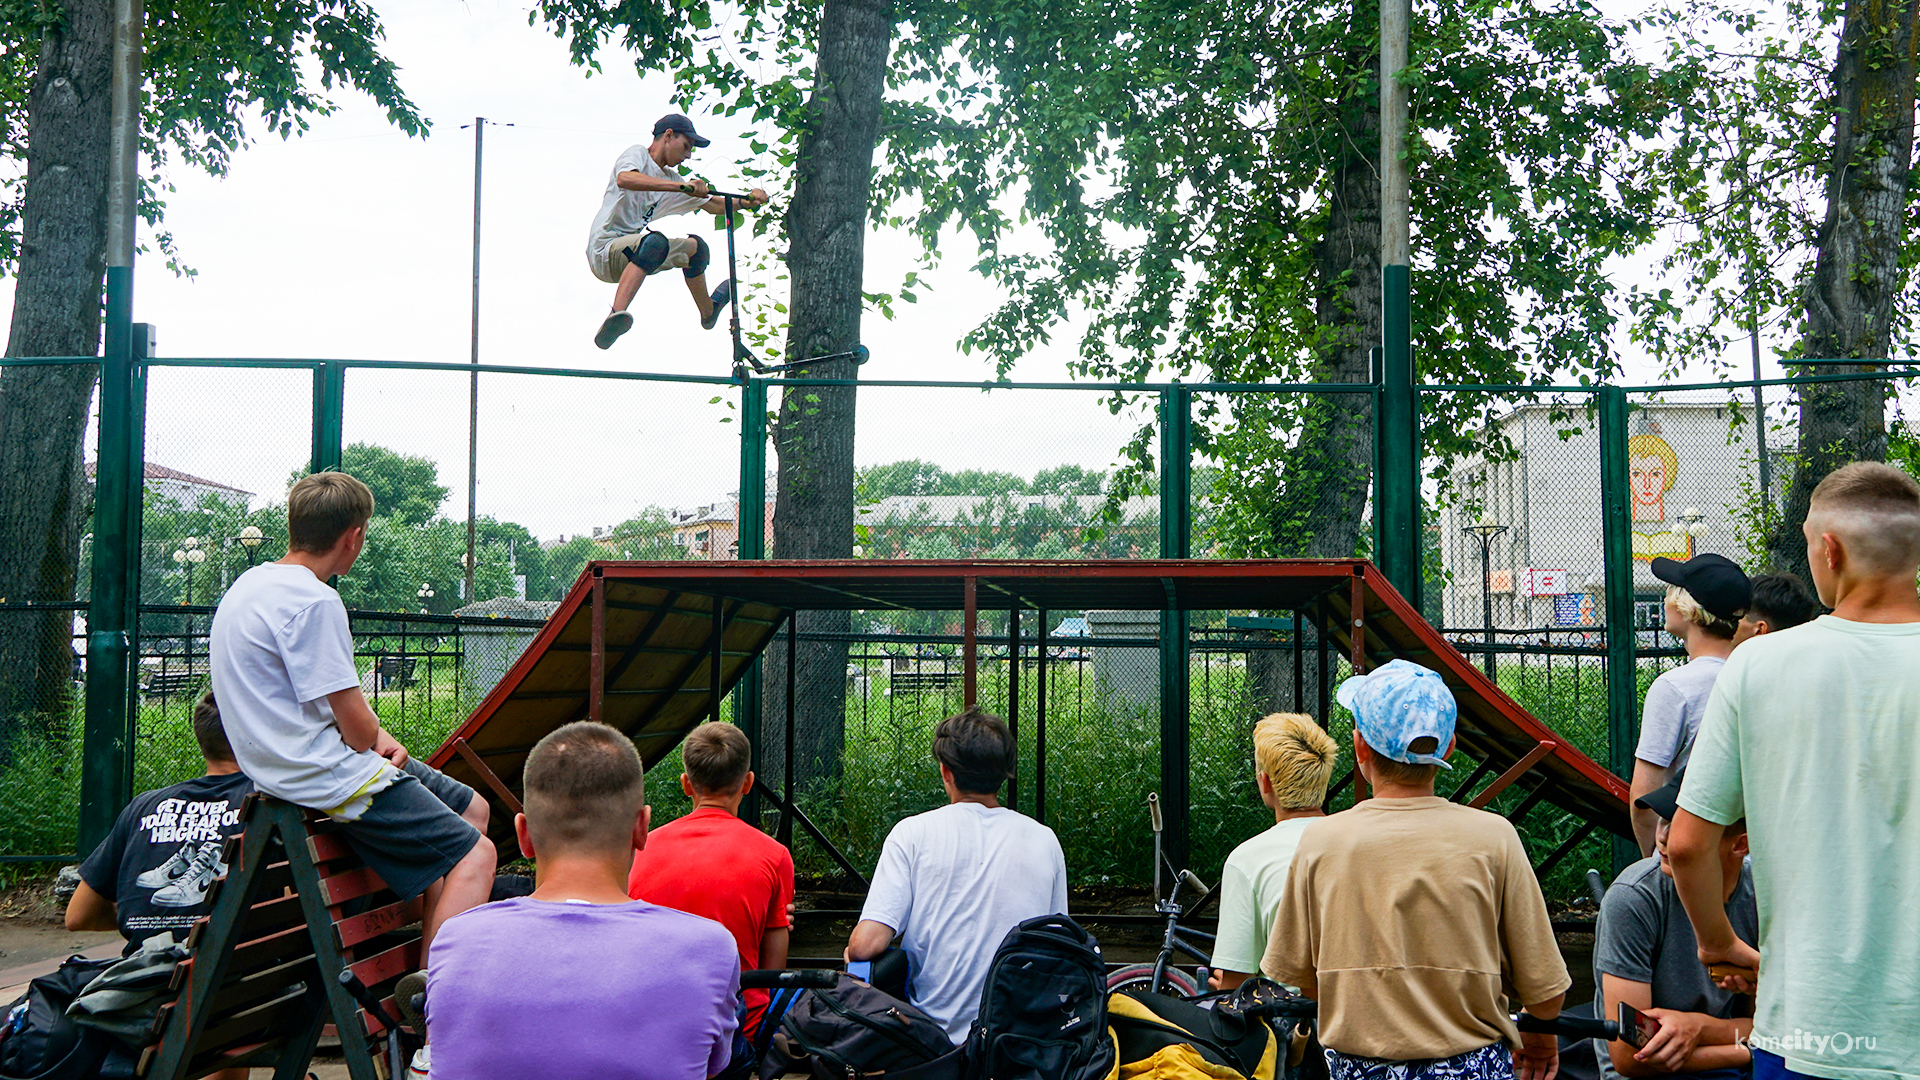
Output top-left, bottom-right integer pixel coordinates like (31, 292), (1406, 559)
(1105, 963), (1199, 998)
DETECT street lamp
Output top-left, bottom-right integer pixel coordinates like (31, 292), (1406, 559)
(418, 582), (435, 614)
(1461, 521), (1509, 680)
(173, 536), (207, 672)
(1676, 507), (1709, 557)
(233, 525), (265, 566)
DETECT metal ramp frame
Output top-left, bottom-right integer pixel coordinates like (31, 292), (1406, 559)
(427, 559), (1627, 877)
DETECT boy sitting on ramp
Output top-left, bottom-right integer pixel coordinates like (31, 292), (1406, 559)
(586, 112), (767, 350)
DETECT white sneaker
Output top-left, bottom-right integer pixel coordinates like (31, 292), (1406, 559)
(408, 1045), (431, 1079)
(135, 843), (196, 889)
(151, 841), (226, 908)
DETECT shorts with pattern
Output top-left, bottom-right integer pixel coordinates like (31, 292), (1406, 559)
(1326, 1040), (1512, 1080)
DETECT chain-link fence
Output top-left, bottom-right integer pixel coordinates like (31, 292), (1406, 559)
(6, 354), (1910, 891)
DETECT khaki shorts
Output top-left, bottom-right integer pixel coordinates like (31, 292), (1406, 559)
(589, 232), (697, 284)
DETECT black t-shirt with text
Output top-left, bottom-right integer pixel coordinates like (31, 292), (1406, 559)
(78, 771), (253, 947)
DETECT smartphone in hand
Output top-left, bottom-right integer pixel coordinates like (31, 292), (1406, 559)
(1617, 1002), (1661, 1049)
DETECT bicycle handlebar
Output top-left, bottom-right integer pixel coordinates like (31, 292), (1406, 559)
(1515, 1012), (1621, 1041)
(740, 969), (839, 990)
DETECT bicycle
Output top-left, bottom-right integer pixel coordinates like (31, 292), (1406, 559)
(1105, 792), (1218, 997)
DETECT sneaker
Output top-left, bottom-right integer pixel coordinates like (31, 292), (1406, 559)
(702, 280), (734, 331)
(395, 970), (428, 1034)
(407, 1044), (431, 1079)
(594, 310), (634, 350)
(151, 841), (226, 908)
(135, 843), (196, 889)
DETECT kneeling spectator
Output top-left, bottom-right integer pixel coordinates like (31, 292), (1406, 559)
(427, 721), (737, 1080)
(630, 721), (796, 1051)
(1595, 769), (1754, 1080)
(1265, 659), (1570, 1080)
(1209, 712), (1338, 991)
(846, 707), (1067, 1045)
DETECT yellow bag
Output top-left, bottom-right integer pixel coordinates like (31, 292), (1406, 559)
(1103, 992), (1278, 1080)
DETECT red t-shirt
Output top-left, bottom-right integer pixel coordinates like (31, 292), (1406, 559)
(628, 806), (796, 1030)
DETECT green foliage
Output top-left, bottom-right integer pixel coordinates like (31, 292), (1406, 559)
(288, 444), (451, 527)
(0, 0), (425, 273)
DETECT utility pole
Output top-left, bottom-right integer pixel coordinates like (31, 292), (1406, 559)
(82, 0), (146, 853)
(462, 118), (511, 602)
(1376, 0), (1420, 609)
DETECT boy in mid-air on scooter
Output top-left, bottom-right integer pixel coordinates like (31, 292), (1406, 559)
(585, 112), (767, 350)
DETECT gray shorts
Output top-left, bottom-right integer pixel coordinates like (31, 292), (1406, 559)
(338, 758), (482, 902)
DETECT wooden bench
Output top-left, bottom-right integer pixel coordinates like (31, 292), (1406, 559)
(374, 656), (417, 690)
(886, 670), (961, 695)
(138, 795), (419, 1080)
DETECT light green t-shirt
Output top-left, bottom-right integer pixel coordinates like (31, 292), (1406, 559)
(1679, 615), (1920, 1080)
(1209, 816), (1318, 975)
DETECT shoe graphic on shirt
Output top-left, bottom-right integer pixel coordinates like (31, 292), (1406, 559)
(135, 843), (197, 889)
(151, 841), (227, 908)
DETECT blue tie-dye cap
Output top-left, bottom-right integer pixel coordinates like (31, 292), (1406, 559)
(1335, 658), (1457, 770)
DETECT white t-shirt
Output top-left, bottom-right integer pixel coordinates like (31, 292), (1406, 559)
(1209, 816), (1318, 975)
(208, 564), (381, 809)
(584, 144), (706, 264)
(1634, 654), (1725, 769)
(1680, 616), (1920, 1080)
(859, 801), (1069, 1043)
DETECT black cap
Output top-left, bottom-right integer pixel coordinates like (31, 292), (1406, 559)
(1650, 552), (1751, 621)
(1634, 767), (1686, 821)
(653, 113), (710, 147)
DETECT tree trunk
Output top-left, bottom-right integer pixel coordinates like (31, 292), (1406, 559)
(764, 0), (893, 794)
(1766, 0), (1919, 579)
(0, 0), (114, 744)
(1248, 63), (1380, 712)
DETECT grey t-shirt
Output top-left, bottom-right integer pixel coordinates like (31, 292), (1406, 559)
(1592, 855), (1756, 1078)
(1634, 655), (1726, 770)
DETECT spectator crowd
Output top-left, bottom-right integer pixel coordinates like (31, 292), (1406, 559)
(64, 462), (1918, 1080)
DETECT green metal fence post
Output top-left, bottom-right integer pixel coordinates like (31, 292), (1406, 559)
(1376, 264), (1420, 608)
(737, 377), (768, 826)
(1598, 385), (1639, 873)
(310, 361), (344, 474)
(81, 268), (139, 854)
(1158, 385), (1192, 871)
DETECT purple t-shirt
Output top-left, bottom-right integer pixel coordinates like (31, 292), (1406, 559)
(426, 897), (739, 1080)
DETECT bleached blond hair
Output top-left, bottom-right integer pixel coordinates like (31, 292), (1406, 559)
(1666, 585), (1740, 640)
(1252, 712), (1340, 809)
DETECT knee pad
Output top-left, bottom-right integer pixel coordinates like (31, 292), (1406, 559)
(685, 234), (711, 279)
(625, 232), (670, 275)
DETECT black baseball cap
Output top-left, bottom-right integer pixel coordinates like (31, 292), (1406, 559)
(653, 113), (710, 147)
(1634, 767), (1685, 821)
(1650, 552), (1751, 621)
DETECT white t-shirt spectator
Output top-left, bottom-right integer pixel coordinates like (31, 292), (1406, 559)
(1634, 654), (1725, 770)
(859, 801), (1069, 1043)
(584, 144), (707, 271)
(209, 564), (380, 810)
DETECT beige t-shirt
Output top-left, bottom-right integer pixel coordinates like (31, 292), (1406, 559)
(1262, 797), (1570, 1061)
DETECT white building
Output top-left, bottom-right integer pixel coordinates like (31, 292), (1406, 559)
(1436, 401), (1775, 633)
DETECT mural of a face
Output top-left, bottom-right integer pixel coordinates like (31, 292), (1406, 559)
(1626, 433), (1679, 524)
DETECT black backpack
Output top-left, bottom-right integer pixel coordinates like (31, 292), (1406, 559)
(965, 915), (1114, 1080)
(758, 972), (962, 1080)
(0, 956), (137, 1080)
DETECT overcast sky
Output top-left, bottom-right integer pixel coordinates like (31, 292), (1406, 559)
(0, 0), (1901, 541)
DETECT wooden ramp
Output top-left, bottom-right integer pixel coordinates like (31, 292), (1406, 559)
(428, 560), (1627, 864)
